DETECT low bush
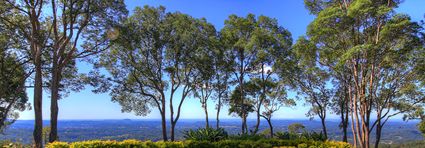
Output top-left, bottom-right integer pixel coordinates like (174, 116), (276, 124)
(0, 140), (29, 148)
(275, 131), (300, 140)
(46, 139), (351, 148)
(227, 133), (265, 141)
(274, 131), (327, 141)
(183, 127), (228, 142)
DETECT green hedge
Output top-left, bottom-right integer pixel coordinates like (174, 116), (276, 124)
(46, 139), (351, 148)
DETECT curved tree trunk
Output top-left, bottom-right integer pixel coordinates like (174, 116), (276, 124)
(242, 114), (248, 134)
(253, 108), (260, 134)
(216, 94), (221, 129)
(170, 87), (189, 141)
(320, 116), (328, 140)
(265, 118), (273, 138)
(253, 65), (265, 134)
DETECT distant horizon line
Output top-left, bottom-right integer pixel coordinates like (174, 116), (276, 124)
(15, 118), (415, 122)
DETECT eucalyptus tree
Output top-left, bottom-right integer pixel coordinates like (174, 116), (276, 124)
(0, 1), (48, 146)
(0, 0), (127, 145)
(190, 22), (220, 129)
(249, 16), (292, 134)
(303, 0), (425, 147)
(0, 26), (30, 134)
(94, 6), (169, 141)
(193, 55), (215, 128)
(211, 45), (232, 129)
(165, 13), (216, 141)
(193, 39), (233, 129)
(46, 0), (127, 143)
(96, 6), (216, 141)
(228, 84), (255, 133)
(292, 37), (334, 140)
(331, 79), (351, 142)
(221, 14), (292, 134)
(0, 52), (28, 134)
(260, 81), (295, 138)
(221, 14), (257, 134)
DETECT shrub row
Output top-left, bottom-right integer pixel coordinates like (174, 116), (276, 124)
(47, 139), (351, 148)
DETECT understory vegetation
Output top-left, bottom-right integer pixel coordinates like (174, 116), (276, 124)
(45, 139), (350, 148)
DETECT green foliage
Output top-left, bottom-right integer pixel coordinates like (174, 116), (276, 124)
(274, 123), (326, 141)
(274, 131), (300, 140)
(417, 120), (425, 136)
(228, 85), (255, 118)
(221, 13), (293, 134)
(183, 128), (228, 142)
(0, 27), (29, 133)
(228, 133), (266, 141)
(288, 123), (306, 133)
(259, 129), (271, 137)
(274, 131), (326, 142)
(95, 5), (218, 118)
(304, 131), (327, 141)
(46, 139), (351, 148)
(301, 0), (425, 147)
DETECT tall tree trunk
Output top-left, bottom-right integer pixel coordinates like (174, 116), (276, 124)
(170, 87), (188, 141)
(239, 50), (246, 134)
(241, 118), (244, 134)
(216, 93), (221, 129)
(29, 3), (44, 146)
(342, 117), (348, 142)
(49, 68), (60, 143)
(203, 103), (209, 128)
(340, 88), (349, 142)
(342, 124), (347, 142)
(243, 115), (248, 134)
(253, 64), (266, 134)
(339, 105), (347, 142)
(33, 50), (43, 148)
(169, 86), (175, 141)
(170, 122), (176, 141)
(266, 118), (273, 138)
(374, 121), (382, 148)
(320, 116), (328, 140)
(349, 87), (358, 147)
(241, 112), (247, 134)
(254, 108), (260, 134)
(161, 97), (167, 141)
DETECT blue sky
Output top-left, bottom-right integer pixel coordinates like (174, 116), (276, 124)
(19, 0), (425, 120)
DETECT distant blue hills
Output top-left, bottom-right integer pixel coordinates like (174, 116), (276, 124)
(1, 119), (422, 144)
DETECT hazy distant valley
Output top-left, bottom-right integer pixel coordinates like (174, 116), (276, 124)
(1, 119), (422, 145)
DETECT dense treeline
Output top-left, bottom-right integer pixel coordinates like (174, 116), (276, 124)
(0, 0), (424, 148)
